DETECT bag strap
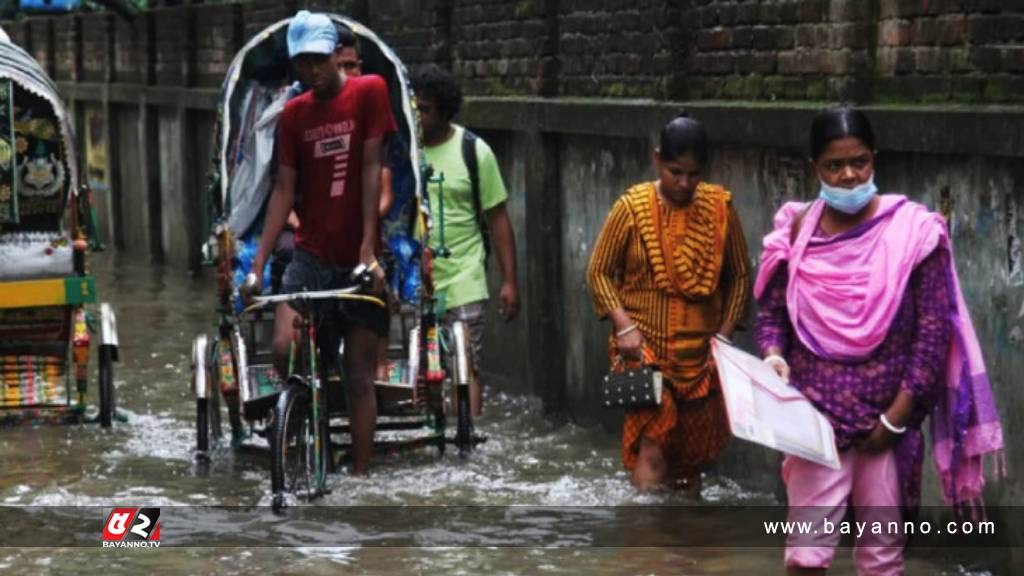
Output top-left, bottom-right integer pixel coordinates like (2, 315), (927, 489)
(460, 128), (490, 258)
(612, 346), (659, 372)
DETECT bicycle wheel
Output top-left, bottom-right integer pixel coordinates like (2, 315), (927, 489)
(272, 381), (311, 506)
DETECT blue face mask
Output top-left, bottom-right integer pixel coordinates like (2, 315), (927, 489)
(818, 173), (878, 215)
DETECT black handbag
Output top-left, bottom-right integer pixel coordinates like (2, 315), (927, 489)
(602, 360), (663, 409)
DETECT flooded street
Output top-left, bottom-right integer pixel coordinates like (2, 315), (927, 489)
(0, 252), (998, 574)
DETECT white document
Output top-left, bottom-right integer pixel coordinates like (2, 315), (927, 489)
(711, 338), (840, 470)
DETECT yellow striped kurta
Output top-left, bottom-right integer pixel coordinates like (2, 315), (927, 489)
(587, 181), (750, 473)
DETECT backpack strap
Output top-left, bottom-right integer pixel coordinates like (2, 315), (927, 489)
(460, 127), (491, 258)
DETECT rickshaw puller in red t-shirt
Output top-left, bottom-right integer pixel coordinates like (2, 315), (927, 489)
(251, 11), (397, 476)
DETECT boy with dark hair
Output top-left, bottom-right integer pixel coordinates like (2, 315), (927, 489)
(410, 63), (520, 418)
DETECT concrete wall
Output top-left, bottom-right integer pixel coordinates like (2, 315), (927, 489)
(456, 101), (1024, 535)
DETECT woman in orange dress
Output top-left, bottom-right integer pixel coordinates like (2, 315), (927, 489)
(587, 112), (750, 493)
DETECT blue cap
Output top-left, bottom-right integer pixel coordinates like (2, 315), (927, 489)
(287, 10), (337, 58)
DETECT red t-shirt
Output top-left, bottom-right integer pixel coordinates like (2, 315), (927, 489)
(278, 74), (397, 266)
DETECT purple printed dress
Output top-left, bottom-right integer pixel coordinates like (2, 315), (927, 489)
(755, 222), (952, 511)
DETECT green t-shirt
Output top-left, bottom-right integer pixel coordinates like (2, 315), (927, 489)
(425, 124), (508, 311)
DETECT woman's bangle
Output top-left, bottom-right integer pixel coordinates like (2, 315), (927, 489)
(615, 324), (638, 338)
(879, 413), (907, 435)
(763, 354), (787, 367)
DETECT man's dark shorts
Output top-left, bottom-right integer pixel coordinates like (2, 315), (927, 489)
(281, 248), (389, 338)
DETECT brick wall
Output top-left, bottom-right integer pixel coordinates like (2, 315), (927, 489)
(152, 8), (187, 86)
(368, 0), (452, 69)
(112, 13), (148, 84)
(81, 13), (113, 83)
(453, 0), (555, 96)
(686, 0), (873, 101)
(27, 18), (51, 78)
(52, 15), (78, 82)
(244, 0), (294, 40)
(876, 0), (1024, 102)
(559, 0), (684, 98)
(5, 19), (28, 49)
(2, 0), (1020, 103)
(194, 4), (241, 88)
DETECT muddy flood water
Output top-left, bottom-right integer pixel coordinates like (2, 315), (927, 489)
(0, 252), (1004, 575)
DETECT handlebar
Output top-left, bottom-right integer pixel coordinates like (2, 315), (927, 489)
(241, 287), (386, 316)
(240, 261), (385, 315)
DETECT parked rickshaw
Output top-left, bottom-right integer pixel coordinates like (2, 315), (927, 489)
(0, 40), (119, 426)
(189, 14), (482, 507)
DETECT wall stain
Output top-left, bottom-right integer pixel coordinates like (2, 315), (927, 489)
(939, 185), (954, 233)
(1007, 194), (1023, 287)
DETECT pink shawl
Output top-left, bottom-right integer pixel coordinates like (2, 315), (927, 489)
(754, 195), (1005, 507)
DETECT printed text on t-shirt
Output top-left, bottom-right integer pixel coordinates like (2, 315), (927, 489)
(304, 120), (355, 142)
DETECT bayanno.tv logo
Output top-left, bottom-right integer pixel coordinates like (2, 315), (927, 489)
(102, 507), (161, 548)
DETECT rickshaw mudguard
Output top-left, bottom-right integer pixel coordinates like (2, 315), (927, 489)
(99, 301), (118, 358)
(192, 334), (211, 400)
(451, 321), (471, 388)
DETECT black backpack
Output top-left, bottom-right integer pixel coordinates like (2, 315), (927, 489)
(460, 128), (490, 261)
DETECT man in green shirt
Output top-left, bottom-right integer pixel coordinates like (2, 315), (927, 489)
(411, 64), (520, 417)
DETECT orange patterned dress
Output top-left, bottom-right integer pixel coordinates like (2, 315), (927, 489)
(587, 181), (750, 476)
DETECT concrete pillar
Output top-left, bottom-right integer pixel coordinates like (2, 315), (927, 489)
(112, 103), (153, 255)
(475, 129), (566, 414)
(158, 105), (198, 269)
(139, 101), (163, 262)
(522, 130), (566, 414)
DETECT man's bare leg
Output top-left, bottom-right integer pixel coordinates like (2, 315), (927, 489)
(271, 302), (300, 378)
(375, 336), (389, 381)
(343, 324), (379, 475)
(469, 368), (482, 418)
(462, 321), (483, 418)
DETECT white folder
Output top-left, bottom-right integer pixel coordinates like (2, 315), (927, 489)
(711, 337), (840, 470)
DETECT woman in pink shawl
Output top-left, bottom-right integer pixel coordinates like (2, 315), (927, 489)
(755, 107), (1004, 576)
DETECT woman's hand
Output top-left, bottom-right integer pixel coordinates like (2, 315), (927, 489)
(859, 420), (898, 454)
(608, 308), (646, 362)
(617, 328), (646, 362)
(763, 347), (789, 383)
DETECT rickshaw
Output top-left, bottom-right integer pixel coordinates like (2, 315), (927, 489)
(189, 14), (482, 506)
(0, 40), (119, 426)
